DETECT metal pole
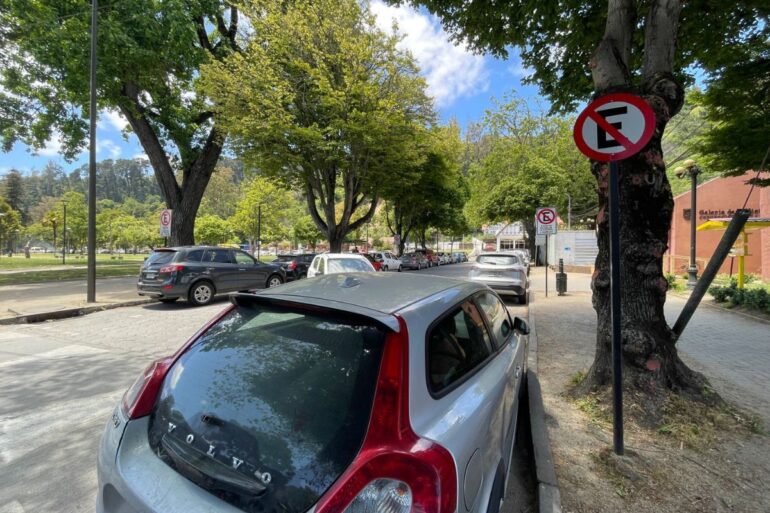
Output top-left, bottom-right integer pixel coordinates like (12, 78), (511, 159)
(545, 233), (548, 297)
(86, 0), (98, 303)
(672, 209), (750, 339)
(62, 203), (67, 265)
(687, 171), (698, 287)
(568, 194), (572, 231)
(608, 161), (623, 455)
(257, 204), (262, 261)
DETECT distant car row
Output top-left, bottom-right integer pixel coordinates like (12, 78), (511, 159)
(138, 247), (474, 306)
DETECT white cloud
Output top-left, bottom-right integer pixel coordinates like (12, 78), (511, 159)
(100, 109), (129, 131)
(370, 1), (489, 107)
(133, 152), (149, 161)
(97, 139), (122, 159)
(36, 131), (65, 157)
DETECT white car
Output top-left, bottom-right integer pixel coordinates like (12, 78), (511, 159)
(368, 251), (402, 271)
(307, 253), (376, 277)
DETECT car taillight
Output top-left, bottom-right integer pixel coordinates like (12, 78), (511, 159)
(121, 357), (173, 419)
(316, 315), (457, 513)
(159, 264), (185, 273)
(287, 261), (297, 270)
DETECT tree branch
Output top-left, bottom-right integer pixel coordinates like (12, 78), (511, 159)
(643, 0), (682, 80)
(305, 185), (328, 233)
(349, 196), (379, 232)
(194, 16), (213, 53)
(590, 0), (635, 91)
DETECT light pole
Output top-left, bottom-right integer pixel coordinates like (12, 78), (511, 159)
(0, 212), (5, 256)
(86, 0), (98, 302)
(567, 194), (572, 231)
(256, 204), (262, 261)
(62, 200), (68, 265)
(51, 217), (58, 257)
(674, 159), (701, 288)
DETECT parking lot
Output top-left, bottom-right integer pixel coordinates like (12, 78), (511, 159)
(0, 262), (532, 513)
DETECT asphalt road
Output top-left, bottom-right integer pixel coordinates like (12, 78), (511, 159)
(0, 262), (533, 513)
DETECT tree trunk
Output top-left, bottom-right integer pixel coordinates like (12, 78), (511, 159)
(578, 0), (713, 411)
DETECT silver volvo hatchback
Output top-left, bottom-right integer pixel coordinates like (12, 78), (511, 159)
(97, 273), (529, 513)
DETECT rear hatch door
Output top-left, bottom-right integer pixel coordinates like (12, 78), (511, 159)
(148, 302), (387, 513)
(141, 249), (177, 283)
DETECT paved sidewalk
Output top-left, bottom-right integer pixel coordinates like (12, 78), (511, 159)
(0, 277), (140, 320)
(528, 266), (770, 423)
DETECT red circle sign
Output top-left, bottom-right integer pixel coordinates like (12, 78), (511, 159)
(573, 93), (656, 162)
(537, 208), (556, 225)
(160, 210), (171, 226)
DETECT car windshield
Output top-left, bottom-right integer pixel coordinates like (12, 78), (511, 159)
(148, 303), (386, 513)
(327, 258), (373, 273)
(477, 255), (519, 266)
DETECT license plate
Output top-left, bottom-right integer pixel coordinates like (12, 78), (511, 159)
(145, 272), (157, 279)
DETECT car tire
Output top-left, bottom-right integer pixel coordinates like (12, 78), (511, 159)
(383, 265), (388, 272)
(188, 281), (215, 306)
(519, 292), (529, 305)
(158, 297), (178, 304)
(398, 265), (402, 272)
(266, 274), (283, 288)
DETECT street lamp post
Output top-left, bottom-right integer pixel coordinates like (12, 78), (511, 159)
(0, 212), (5, 256)
(62, 200), (68, 265)
(674, 159), (702, 288)
(257, 204), (262, 261)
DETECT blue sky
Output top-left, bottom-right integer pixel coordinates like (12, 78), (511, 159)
(1, 1), (545, 176)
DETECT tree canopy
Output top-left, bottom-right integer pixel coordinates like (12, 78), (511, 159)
(202, 0), (434, 251)
(0, 0), (246, 244)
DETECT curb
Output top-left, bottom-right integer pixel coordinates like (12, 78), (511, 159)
(528, 295), (562, 513)
(0, 298), (156, 325)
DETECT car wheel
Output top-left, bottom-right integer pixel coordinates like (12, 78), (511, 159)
(398, 265), (402, 272)
(266, 274), (283, 288)
(519, 292), (529, 305)
(158, 297), (178, 304)
(300, 272), (307, 279)
(383, 265), (388, 272)
(188, 281), (215, 306)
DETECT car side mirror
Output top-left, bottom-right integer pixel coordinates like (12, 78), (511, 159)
(513, 316), (530, 335)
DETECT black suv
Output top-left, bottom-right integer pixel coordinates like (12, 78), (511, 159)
(271, 253), (316, 281)
(138, 246), (286, 306)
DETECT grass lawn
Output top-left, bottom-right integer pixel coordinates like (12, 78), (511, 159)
(0, 253), (149, 269)
(0, 264), (141, 286)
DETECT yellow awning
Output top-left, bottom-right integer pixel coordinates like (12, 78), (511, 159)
(697, 217), (770, 231)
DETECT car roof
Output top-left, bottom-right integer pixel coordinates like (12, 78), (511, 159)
(254, 273), (484, 328)
(318, 253), (367, 258)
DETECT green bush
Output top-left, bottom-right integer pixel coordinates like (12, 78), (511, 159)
(744, 288), (770, 311)
(708, 285), (733, 303)
(729, 288), (745, 306)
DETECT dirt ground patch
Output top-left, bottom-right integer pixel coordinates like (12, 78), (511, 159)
(535, 294), (770, 513)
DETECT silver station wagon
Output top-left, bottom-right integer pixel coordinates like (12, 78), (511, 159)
(97, 273), (529, 513)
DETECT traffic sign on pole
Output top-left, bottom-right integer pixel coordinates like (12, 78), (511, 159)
(573, 93), (655, 163)
(160, 209), (172, 238)
(573, 93), (656, 457)
(536, 207), (557, 235)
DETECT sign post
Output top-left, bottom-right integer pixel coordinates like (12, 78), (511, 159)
(160, 209), (172, 244)
(536, 207), (557, 297)
(573, 93), (656, 456)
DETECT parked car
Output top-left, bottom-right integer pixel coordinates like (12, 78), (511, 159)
(271, 253), (316, 281)
(415, 248), (439, 267)
(368, 251), (402, 271)
(452, 252), (466, 263)
(400, 251), (428, 270)
(469, 252), (529, 304)
(137, 246), (286, 306)
(307, 253), (376, 277)
(97, 273), (529, 513)
(361, 252), (382, 271)
(512, 249), (531, 275)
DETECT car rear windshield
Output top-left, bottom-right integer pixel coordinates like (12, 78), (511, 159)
(148, 303), (386, 513)
(327, 258), (372, 273)
(144, 250), (176, 266)
(477, 255), (519, 266)
(273, 255), (295, 262)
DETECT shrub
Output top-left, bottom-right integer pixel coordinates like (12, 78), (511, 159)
(744, 288), (770, 311)
(709, 285), (733, 303)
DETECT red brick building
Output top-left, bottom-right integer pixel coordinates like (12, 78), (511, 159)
(665, 174), (770, 281)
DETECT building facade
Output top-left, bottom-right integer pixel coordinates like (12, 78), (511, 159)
(666, 174), (770, 281)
